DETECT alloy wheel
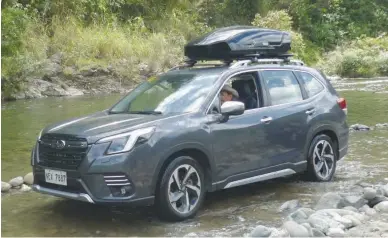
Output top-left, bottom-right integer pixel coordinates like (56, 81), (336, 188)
(168, 164), (202, 214)
(313, 140), (335, 180)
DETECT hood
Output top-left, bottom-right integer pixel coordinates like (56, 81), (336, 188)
(41, 110), (180, 143)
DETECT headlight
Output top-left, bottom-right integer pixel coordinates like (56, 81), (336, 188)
(97, 127), (155, 155)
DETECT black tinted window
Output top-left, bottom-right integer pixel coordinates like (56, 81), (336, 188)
(297, 72), (324, 97)
(262, 70), (303, 105)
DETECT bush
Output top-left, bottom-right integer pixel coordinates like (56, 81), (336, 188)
(317, 35), (388, 77)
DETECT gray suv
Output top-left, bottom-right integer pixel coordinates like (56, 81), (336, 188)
(31, 26), (349, 221)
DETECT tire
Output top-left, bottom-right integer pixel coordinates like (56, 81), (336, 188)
(155, 156), (206, 221)
(304, 134), (337, 182)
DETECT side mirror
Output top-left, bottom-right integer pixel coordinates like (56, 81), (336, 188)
(220, 101), (245, 116)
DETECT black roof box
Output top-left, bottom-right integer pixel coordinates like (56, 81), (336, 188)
(184, 26), (291, 61)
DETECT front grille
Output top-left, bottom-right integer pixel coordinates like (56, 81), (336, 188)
(38, 134), (89, 170)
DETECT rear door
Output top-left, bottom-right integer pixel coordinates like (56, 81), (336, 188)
(258, 69), (312, 167)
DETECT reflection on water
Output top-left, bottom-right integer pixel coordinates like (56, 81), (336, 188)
(2, 94), (388, 236)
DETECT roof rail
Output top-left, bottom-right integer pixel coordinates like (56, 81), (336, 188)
(229, 53), (305, 68)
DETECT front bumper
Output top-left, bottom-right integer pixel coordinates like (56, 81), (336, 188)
(31, 140), (158, 206)
(32, 184), (94, 203)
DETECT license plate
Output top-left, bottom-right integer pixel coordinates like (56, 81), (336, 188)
(45, 169), (67, 186)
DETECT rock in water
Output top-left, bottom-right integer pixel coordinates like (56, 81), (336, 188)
(363, 187), (377, 200)
(287, 209), (308, 224)
(1, 181), (11, 192)
(269, 228), (290, 238)
(314, 192), (344, 210)
(350, 124), (370, 131)
(20, 184), (31, 192)
(250, 225), (273, 237)
(343, 206), (359, 213)
(282, 221), (309, 237)
(343, 215), (362, 227)
(368, 196), (388, 207)
(279, 199), (301, 213)
(360, 204), (377, 216)
(374, 201), (388, 212)
(327, 227), (345, 237)
(343, 195), (368, 209)
(311, 228), (325, 237)
(23, 172), (34, 185)
(9, 176), (23, 187)
(382, 185), (388, 197)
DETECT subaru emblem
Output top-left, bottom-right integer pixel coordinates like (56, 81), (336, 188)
(54, 140), (66, 149)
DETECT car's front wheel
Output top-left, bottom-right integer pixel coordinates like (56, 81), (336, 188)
(305, 134), (337, 182)
(156, 156), (206, 221)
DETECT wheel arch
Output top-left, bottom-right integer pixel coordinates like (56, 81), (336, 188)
(306, 124), (340, 159)
(151, 143), (215, 195)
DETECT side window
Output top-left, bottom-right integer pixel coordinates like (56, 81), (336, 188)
(297, 71), (324, 97)
(261, 70), (303, 106)
(209, 72), (260, 114)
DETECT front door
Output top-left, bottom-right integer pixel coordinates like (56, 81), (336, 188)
(207, 71), (277, 184)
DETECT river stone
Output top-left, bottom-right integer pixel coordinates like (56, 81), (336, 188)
(343, 206), (359, 213)
(360, 204), (377, 216)
(374, 201), (388, 212)
(20, 184), (31, 192)
(368, 195), (388, 207)
(315, 208), (366, 221)
(350, 124), (370, 131)
(311, 228), (325, 237)
(269, 228), (290, 238)
(343, 215), (362, 227)
(183, 232), (198, 237)
(314, 192), (345, 210)
(299, 208), (315, 217)
(9, 176), (23, 187)
(327, 211), (353, 229)
(23, 172), (34, 185)
(250, 225), (273, 237)
(343, 195), (368, 209)
(382, 185), (388, 197)
(279, 199), (301, 213)
(363, 187), (377, 200)
(300, 223), (313, 236)
(287, 209), (308, 224)
(327, 227), (345, 237)
(1, 182), (11, 192)
(282, 221), (309, 237)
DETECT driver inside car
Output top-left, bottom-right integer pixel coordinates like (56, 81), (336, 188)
(220, 85), (239, 105)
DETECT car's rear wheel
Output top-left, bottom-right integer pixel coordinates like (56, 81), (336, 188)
(156, 156), (205, 221)
(305, 134), (337, 181)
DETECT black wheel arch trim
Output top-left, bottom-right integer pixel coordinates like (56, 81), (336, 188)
(305, 124), (340, 159)
(150, 142), (216, 194)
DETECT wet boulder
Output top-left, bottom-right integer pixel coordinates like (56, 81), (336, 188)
(368, 196), (388, 207)
(314, 192), (345, 210)
(269, 228), (290, 238)
(282, 220), (309, 237)
(23, 172), (34, 185)
(279, 199), (301, 214)
(287, 209), (308, 224)
(343, 195), (368, 209)
(9, 176), (23, 187)
(311, 228), (325, 237)
(343, 214), (362, 227)
(327, 227), (345, 237)
(359, 204), (377, 216)
(375, 123), (388, 129)
(350, 124), (370, 131)
(250, 225), (273, 237)
(363, 187), (377, 200)
(343, 206), (359, 213)
(1, 182), (11, 192)
(374, 201), (388, 212)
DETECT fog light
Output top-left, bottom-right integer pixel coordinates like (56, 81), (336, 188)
(109, 185), (133, 197)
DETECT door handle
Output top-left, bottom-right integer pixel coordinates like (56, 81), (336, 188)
(261, 117), (273, 123)
(306, 108), (316, 115)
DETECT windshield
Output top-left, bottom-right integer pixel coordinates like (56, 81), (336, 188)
(109, 72), (220, 114)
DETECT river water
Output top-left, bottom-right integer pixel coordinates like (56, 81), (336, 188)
(2, 88), (388, 236)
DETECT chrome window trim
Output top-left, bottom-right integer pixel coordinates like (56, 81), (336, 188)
(205, 68), (328, 117)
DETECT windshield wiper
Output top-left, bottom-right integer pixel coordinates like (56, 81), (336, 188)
(127, 110), (162, 115)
